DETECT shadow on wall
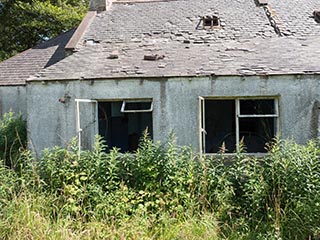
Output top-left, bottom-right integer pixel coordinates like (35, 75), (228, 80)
(310, 100), (320, 139)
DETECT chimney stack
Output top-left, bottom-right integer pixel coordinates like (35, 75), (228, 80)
(89, 0), (113, 12)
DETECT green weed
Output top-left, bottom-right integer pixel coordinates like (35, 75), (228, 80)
(0, 112), (320, 239)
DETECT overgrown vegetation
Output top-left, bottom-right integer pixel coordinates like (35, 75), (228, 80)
(0, 111), (27, 168)
(0, 112), (320, 239)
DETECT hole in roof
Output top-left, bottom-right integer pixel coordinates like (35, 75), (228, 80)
(314, 11), (320, 23)
(85, 39), (100, 46)
(202, 16), (220, 28)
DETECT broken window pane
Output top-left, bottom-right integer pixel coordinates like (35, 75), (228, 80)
(98, 101), (153, 153)
(240, 99), (275, 115)
(122, 101), (152, 112)
(239, 117), (275, 153)
(202, 16), (220, 28)
(202, 98), (278, 154)
(205, 100), (236, 153)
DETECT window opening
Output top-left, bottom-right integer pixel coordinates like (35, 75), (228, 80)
(202, 16), (220, 28)
(239, 99), (275, 115)
(200, 98), (278, 154)
(204, 100), (236, 153)
(98, 100), (153, 153)
(121, 100), (153, 113)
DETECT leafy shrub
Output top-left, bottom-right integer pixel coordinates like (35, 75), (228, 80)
(0, 111), (27, 169)
(264, 139), (320, 239)
(218, 139), (320, 239)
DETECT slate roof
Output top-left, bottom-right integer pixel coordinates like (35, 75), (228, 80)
(23, 0), (320, 81)
(33, 36), (320, 80)
(0, 29), (75, 86)
(266, 0), (320, 37)
(81, 0), (276, 45)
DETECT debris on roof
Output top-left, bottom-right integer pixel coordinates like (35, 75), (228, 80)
(108, 50), (119, 59)
(31, 36), (320, 81)
(144, 54), (165, 61)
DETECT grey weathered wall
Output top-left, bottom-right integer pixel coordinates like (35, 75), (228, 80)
(27, 75), (320, 155)
(0, 86), (27, 117)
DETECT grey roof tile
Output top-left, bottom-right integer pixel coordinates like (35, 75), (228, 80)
(80, 0), (276, 46)
(0, 29), (75, 86)
(266, 0), (320, 37)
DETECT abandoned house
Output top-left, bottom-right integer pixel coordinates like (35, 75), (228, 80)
(0, 0), (320, 156)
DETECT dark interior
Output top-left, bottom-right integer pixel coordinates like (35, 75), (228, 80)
(205, 100), (236, 153)
(239, 99), (275, 115)
(98, 101), (153, 153)
(123, 101), (152, 111)
(205, 99), (276, 153)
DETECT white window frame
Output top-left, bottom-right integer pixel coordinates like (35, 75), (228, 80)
(120, 100), (153, 113)
(198, 96), (206, 156)
(199, 96), (280, 154)
(75, 98), (98, 158)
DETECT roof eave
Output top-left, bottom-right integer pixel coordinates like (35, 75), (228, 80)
(27, 72), (320, 83)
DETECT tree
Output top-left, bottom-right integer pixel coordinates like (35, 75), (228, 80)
(0, 0), (89, 61)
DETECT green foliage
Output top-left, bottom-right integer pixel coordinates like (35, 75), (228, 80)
(0, 0), (89, 61)
(0, 129), (319, 239)
(265, 139), (320, 239)
(0, 111), (27, 169)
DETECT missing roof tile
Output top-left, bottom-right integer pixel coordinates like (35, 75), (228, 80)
(85, 39), (100, 46)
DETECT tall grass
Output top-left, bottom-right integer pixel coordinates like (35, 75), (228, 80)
(0, 113), (320, 239)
